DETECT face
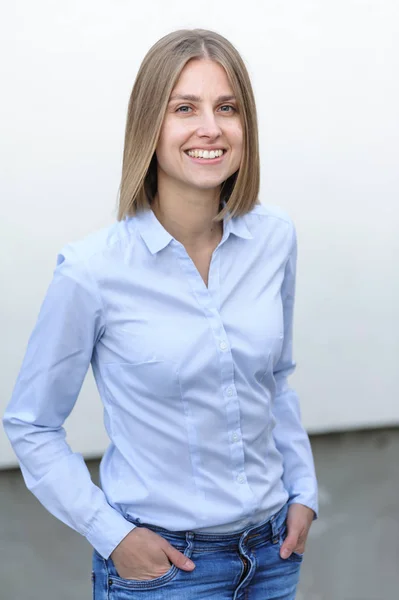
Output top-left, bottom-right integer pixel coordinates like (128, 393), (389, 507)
(155, 59), (243, 195)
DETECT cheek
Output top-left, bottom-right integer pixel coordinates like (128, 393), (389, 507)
(228, 122), (243, 150)
(230, 126), (244, 167)
(155, 135), (178, 173)
(156, 123), (188, 167)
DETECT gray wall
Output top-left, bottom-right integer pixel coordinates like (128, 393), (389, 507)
(2, 428), (398, 600)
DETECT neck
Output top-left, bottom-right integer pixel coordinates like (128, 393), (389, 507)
(151, 181), (223, 251)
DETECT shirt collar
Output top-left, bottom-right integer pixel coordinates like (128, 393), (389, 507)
(223, 210), (253, 241)
(133, 205), (253, 256)
(133, 208), (173, 255)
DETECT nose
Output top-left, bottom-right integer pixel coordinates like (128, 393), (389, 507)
(196, 110), (222, 140)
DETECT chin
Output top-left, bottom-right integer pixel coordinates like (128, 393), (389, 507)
(186, 177), (227, 190)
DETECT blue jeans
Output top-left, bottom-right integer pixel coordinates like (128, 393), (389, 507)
(92, 502), (303, 599)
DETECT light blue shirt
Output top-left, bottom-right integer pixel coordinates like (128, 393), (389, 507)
(3, 203), (318, 559)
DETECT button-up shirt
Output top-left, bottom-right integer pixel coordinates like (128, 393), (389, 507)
(3, 203), (318, 559)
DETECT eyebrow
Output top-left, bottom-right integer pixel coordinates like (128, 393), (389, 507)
(168, 94), (237, 103)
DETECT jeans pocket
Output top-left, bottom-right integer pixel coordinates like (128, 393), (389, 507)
(106, 540), (192, 591)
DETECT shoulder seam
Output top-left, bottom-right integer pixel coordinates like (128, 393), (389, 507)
(60, 223), (135, 266)
(56, 260), (107, 333)
(247, 205), (293, 227)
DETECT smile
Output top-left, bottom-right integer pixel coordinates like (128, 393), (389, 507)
(186, 149), (225, 159)
(184, 149), (226, 164)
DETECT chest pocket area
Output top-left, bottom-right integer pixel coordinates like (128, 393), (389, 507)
(104, 360), (181, 407)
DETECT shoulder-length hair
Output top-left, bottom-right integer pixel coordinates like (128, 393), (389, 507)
(117, 29), (260, 222)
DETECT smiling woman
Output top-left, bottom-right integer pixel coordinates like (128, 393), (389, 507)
(154, 59), (244, 225)
(3, 28), (318, 600)
(118, 29), (260, 223)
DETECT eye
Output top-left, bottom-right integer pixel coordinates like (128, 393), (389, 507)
(219, 105), (236, 113)
(176, 105), (193, 113)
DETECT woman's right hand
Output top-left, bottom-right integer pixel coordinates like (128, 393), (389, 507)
(110, 527), (196, 580)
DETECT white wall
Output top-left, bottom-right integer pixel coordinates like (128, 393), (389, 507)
(1, 1), (398, 468)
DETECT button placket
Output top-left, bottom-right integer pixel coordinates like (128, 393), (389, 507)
(173, 239), (254, 510)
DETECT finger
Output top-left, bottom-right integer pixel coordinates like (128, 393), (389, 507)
(163, 543), (196, 571)
(292, 531), (308, 555)
(280, 531), (299, 559)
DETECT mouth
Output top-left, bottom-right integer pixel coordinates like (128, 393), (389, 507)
(183, 149), (227, 164)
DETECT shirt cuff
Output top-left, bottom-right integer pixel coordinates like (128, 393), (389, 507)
(85, 504), (137, 559)
(287, 492), (319, 520)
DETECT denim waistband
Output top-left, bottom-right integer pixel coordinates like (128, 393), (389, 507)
(125, 503), (288, 549)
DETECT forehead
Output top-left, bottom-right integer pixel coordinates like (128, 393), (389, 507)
(171, 59), (234, 96)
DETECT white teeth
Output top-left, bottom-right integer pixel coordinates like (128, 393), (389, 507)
(186, 149), (224, 159)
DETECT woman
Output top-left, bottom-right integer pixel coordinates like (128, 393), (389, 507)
(3, 29), (318, 599)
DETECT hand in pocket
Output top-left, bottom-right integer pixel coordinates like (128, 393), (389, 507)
(110, 527), (196, 580)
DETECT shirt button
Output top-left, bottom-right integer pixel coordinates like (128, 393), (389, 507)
(219, 341), (228, 351)
(237, 474), (246, 484)
(226, 387), (234, 397)
(232, 432), (240, 442)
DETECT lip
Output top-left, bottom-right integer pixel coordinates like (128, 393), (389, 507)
(183, 146), (227, 152)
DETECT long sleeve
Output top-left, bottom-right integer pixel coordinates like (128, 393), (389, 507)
(271, 224), (319, 517)
(2, 247), (135, 558)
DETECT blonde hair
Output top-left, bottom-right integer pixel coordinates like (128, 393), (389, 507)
(117, 28), (260, 222)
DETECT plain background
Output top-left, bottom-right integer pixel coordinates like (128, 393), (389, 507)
(1, 0), (398, 468)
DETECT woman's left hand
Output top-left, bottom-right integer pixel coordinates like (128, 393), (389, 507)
(280, 503), (315, 559)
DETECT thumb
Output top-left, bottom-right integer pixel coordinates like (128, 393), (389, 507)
(164, 543), (196, 571)
(280, 530), (299, 560)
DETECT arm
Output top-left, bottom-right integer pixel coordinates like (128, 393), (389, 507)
(2, 247), (135, 558)
(271, 222), (318, 518)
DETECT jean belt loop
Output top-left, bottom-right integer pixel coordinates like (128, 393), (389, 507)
(270, 514), (280, 544)
(185, 530), (195, 553)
